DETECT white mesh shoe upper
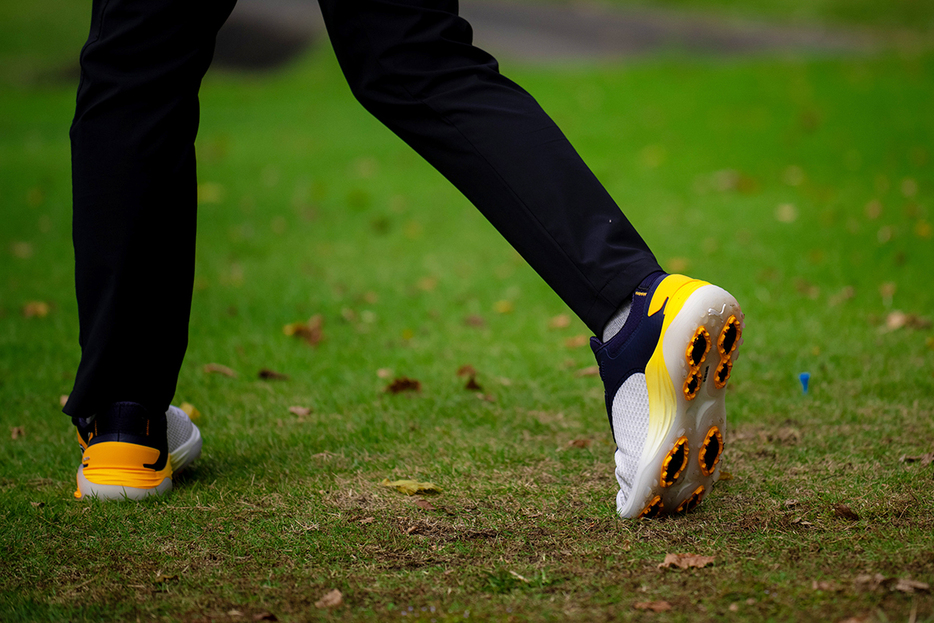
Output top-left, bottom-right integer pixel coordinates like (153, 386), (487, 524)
(165, 405), (195, 452)
(611, 373), (650, 505)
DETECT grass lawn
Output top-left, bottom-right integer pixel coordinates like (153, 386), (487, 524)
(1, 2), (933, 622)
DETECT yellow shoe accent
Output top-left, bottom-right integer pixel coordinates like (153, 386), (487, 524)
(644, 275), (709, 459)
(81, 442), (171, 489)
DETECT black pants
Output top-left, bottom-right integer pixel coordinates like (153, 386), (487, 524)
(65, 0), (661, 420)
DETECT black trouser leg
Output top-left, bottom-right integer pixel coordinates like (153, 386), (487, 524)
(65, 0), (236, 420)
(318, 0), (662, 334)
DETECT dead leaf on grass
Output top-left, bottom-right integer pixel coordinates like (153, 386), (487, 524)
(358, 516), (375, 525)
(882, 310), (932, 332)
(717, 471), (734, 481)
(414, 498), (436, 511)
(832, 504), (859, 520)
(456, 364), (477, 377)
(854, 574), (897, 593)
(288, 406), (311, 417)
(568, 438), (592, 449)
(11, 426), (25, 440)
(283, 314), (324, 346)
(633, 601), (672, 612)
(658, 553), (715, 570)
(548, 314), (571, 329)
(203, 363), (237, 377)
(784, 499), (798, 509)
(315, 588), (343, 609)
(22, 301), (50, 318)
(258, 368), (289, 381)
(252, 613), (278, 622)
(465, 376), (482, 391)
(574, 365), (599, 377)
(900, 452), (934, 466)
(564, 335), (588, 349)
(852, 572), (928, 595)
(179, 402), (201, 420)
(771, 427), (802, 445)
(463, 314), (486, 327)
(894, 578), (930, 594)
(384, 377), (421, 393)
(380, 479), (441, 495)
(493, 300), (514, 314)
(376, 368), (393, 379)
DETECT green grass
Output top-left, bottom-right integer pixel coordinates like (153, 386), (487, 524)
(2, 3), (934, 622)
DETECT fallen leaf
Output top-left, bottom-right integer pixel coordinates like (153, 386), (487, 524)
(564, 335), (588, 349)
(283, 314), (324, 346)
(315, 588), (344, 609)
(59, 395), (69, 407)
(227, 609), (243, 617)
(775, 203), (798, 223)
(791, 517), (813, 527)
(854, 574), (889, 592)
(493, 300), (514, 314)
(894, 578), (930, 594)
(11, 426), (25, 440)
(358, 516), (375, 525)
(198, 182), (225, 204)
(574, 366), (599, 377)
(456, 364), (477, 377)
(784, 499), (799, 509)
(380, 479), (441, 495)
(203, 363), (237, 377)
(384, 377), (421, 393)
(568, 439), (592, 449)
(463, 314), (486, 327)
(22, 301), (50, 318)
(548, 314), (571, 329)
(717, 471), (733, 481)
(10, 242), (33, 259)
(258, 368), (289, 380)
(414, 498), (436, 511)
(883, 310), (932, 332)
(288, 406), (311, 417)
(465, 376), (482, 391)
(900, 452), (934, 466)
(658, 553), (715, 570)
(633, 601), (672, 612)
(832, 504), (859, 521)
(667, 257), (690, 272)
(252, 613), (278, 622)
(376, 368), (393, 379)
(179, 402), (201, 420)
(417, 276), (438, 291)
(828, 286), (855, 306)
